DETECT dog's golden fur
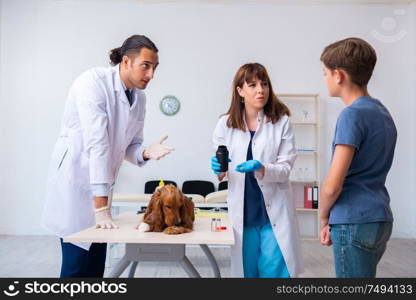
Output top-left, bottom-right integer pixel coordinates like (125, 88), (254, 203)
(143, 184), (195, 234)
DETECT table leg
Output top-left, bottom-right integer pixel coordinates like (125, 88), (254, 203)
(108, 255), (131, 278)
(128, 261), (139, 278)
(199, 244), (221, 278)
(180, 256), (201, 278)
(111, 244), (215, 278)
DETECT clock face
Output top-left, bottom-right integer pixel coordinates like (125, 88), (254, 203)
(160, 95), (180, 116)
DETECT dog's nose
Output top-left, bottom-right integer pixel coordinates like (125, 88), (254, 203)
(174, 221), (181, 226)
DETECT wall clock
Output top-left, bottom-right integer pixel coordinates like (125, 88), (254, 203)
(160, 95), (180, 116)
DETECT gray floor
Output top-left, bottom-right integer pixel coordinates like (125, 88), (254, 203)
(0, 235), (415, 278)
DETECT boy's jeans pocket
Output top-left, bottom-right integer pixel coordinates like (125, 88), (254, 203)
(330, 222), (392, 278)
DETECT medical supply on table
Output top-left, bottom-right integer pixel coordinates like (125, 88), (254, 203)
(216, 218), (222, 232)
(216, 145), (229, 172)
(210, 217), (227, 231)
(211, 218), (217, 232)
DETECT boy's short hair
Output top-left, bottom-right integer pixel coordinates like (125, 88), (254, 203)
(320, 37), (377, 87)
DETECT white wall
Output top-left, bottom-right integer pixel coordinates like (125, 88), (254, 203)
(0, 0), (415, 238)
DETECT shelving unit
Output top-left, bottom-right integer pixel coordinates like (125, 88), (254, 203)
(278, 94), (320, 240)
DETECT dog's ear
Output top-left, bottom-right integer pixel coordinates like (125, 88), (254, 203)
(143, 189), (165, 232)
(180, 193), (195, 230)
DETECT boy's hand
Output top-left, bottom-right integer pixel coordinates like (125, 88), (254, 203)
(320, 225), (332, 246)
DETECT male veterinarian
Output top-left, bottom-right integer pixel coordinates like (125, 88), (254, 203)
(42, 35), (174, 278)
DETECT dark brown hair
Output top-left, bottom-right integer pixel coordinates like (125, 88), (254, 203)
(109, 35), (158, 66)
(320, 37), (377, 87)
(225, 63), (290, 131)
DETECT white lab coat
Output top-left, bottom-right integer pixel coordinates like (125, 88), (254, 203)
(212, 111), (304, 277)
(42, 65), (147, 250)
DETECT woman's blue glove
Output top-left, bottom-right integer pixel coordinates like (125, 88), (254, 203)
(235, 160), (263, 173)
(211, 156), (231, 175)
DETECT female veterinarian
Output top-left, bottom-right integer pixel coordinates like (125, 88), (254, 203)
(211, 63), (304, 278)
(41, 35), (174, 278)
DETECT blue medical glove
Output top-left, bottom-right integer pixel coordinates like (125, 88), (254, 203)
(211, 156), (231, 175)
(235, 160), (263, 173)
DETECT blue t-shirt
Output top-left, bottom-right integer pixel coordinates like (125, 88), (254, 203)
(329, 96), (396, 224)
(244, 130), (270, 227)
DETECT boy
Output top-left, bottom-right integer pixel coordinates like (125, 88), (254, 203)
(319, 37), (397, 277)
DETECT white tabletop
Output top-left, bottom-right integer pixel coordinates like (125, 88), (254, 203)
(64, 211), (234, 245)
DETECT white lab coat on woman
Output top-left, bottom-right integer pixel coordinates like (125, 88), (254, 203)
(42, 65), (147, 250)
(213, 111), (304, 277)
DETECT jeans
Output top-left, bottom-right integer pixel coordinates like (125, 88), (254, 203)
(330, 222), (392, 278)
(243, 222), (290, 278)
(60, 239), (107, 278)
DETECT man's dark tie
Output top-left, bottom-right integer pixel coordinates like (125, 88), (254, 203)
(125, 89), (133, 106)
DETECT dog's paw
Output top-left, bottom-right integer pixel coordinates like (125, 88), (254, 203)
(163, 226), (192, 235)
(137, 222), (150, 232)
(163, 226), (181, 235)
(182, 228), (192, 233)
